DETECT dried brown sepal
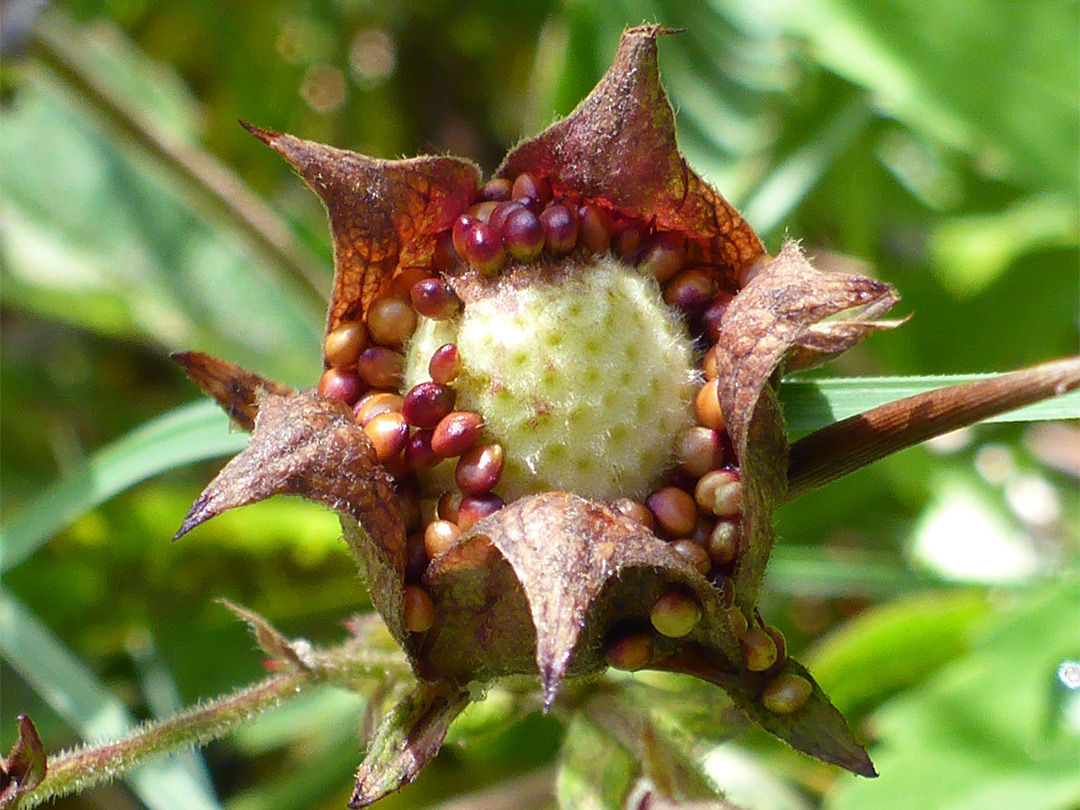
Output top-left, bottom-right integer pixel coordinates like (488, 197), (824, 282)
(174, 390), (409, 642)
(421, 493), (742, 705)
(243, 123), (481, 333)
(656, 647), (875, 778)
(0, 715), (46, 809)
(218, 599), (315, 670)
(713, 241), (898, 613)
(350, 680), (469, 809)
(171, 351), (293, 431)
(784, 316), (908, 373)
(496, 25), (763, 276)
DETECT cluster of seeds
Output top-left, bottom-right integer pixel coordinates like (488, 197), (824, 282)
(600, 343), (809, 714)
(316, 169), (807, 715)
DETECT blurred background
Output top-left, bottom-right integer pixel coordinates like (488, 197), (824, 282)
(1, 1), (1077, 809)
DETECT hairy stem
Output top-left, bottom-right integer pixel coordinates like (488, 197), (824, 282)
(14, 632), (411, 809)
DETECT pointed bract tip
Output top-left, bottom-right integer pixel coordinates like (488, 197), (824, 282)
(173, 494), (213, 541)
(239, 120), (278, 145)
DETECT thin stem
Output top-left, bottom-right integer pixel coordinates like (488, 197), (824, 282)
(785, 356), (1080, 502)
(15, 634), (412, 809)
(29, 9), (329, 319)
(27, 671), (308, 807)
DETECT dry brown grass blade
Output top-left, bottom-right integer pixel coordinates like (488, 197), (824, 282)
(785, 356), (1080, 502)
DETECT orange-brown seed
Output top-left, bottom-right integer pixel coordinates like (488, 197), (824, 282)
(423, 519), (461, 560)
(671, 539), (712, 575)
(324, 320), (368, 368)
(702, 345), (720, 380)
(650, 591), (702, 638)
(761, 673), (812, 715)
(695, 379), (725, 432)
(605, 633), (654, 671)
(356, 347), (404, 389)
(367, 297), (417, 347)
(675, 426), (723, 478)
(611, 498), (655, 531)
(695, 469), (742, 517)
(646, 487), (698, 537)
(353, 391), (404, 426)
(728, 606), (749, 637)
(741, 627), (778, 672)
(437, 490), (462, 522)
(362, 411), (409, 463)
(707, 519), (741, 565)
(403, 584), (436, 633)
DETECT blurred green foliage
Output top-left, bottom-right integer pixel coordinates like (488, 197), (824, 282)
(1, 1), (1077, 809)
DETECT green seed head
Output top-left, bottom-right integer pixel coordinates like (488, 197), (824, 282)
(405, 257), (697, 501)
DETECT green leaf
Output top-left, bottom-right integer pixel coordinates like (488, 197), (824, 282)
(0, 401), (245, 572)
(805, 590), (993, 717)
(825, 581), (1080, 810)
(556, 711), (638, 810)
(780, 374), (1080, 434)
(0, 588), (224, 810)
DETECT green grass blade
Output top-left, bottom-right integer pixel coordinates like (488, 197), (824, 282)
(781, 373), (1080, 434)
(0, 401), (246, 572)
(0, 588), (225, 810)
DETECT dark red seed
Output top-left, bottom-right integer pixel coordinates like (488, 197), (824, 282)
(612, 221), (643, 258)
(701, 292), (734, 343)
(464, 222), (506, 275)
(452, 214), (480, 259)
(410, 278), (462, 320)
(431, 411), (483, 457)
(511, 172), (552, 204)
(324, 321), (368, 368)
(489, 200), (525, 233)
(455, 444), (504, 494)
(664, 268), (717, 315)
(540, 203), (578, 254)
(403, 381), (456, 428)
(433, 231), (460, 273)
(480, 177), (513, 201)
(405, 429), (440, 470)
(356, 347), (404, 389)
(578, 204), (612, 254)
(354, 391), (403, 425)
(502, 208), (545, 262)
(639, 233), (687, 283)
(428, 343), (461, 384)
(363, 411), (409, 462)
(318, 367), (364, 405)
(456, 492), (504, 530)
